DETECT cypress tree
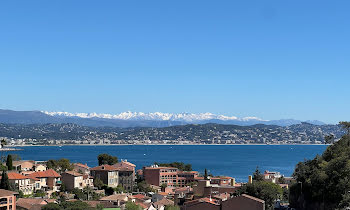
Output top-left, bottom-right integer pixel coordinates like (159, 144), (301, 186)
(6, 155), (12, 171)
(0, 170), (10, 190)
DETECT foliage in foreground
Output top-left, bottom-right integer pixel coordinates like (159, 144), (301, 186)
(291, 132), (350, 210)
(239, 180), (283, 210)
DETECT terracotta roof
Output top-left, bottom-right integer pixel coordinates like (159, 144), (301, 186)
(117, 161), (136, 167)
(63, 171), (83, 177)
(0, 189), (17, 197)
(100, 194), (134, 201)
(153, 198), (174, 207)
(185, 197), (219, 206)
(241, 194), (265, 203)
(211, 176), (233, 180)
(90, 165), (118, 171)
(7, 172), (30, 180)
(144, 166), (177, 170)
(115, 166), (133, 172)
(133, 194), (146, 200)
(74, 163), (90, 169)
(83, 174), (93, 180)
(26, 169), (60, 178)
(16, 198), (48, 210)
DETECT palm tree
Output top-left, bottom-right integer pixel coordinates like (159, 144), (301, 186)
(340, 121), (350, 135)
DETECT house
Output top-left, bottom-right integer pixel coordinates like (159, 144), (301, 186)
(143, 165), (199, 187)
(73, 163), (90, 175)
(12, 161), (35, 172)
(115, 167), (134, 191)
(5, 172), (37, 195)
(99, 194), (135, 206)
(12, 161), (47, 173)
(90, 165), (119, 188)
(26, 169), (61, 194)
(61, 171), (94, 191)
(0, 189), (17, 210)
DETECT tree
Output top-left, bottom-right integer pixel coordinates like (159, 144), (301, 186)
(252, 166), (264, 181)
(93, 177), (104, 190)
(278, 176), (286, 184)
(340, 121), (350, 135)
(33, 189), (46, 198)
(165, 205), (180, 210)
(47, 159), (73, 172)
(57, 158), (73, 172)
(42, 201), (92, 210)
(204, 168), (208, 180)
(291, 133), (350, 209)
(97, 153), (118, 165)
(160, 183), (167, 192)
(6, 155), (12, 171)
(114, 184), (125, 193)
(239, 181), (283, 209)
(0, 170), (10, 190)
(125, 201), (142, 210)
(325, 134), (335, 144)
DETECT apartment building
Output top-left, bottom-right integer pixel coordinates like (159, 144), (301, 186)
(143, 165), (199, 187)
(0, 189), (17, 210)
(61, 171), (94, 191)
(90, 165), (119, 188)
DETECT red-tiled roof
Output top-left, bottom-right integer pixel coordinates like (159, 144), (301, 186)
(241, 194), (265, 203)
(7, 172), (29, 180)
(133, 194), (146, 200)
(90, 165), (118, 171)
(27, 169), (60, 178)
(0, 189), (17, 197)
(63, 171), (83, 177)
(74, 163), (90, 169)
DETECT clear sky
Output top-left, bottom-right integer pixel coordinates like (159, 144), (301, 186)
(1, 0), (349, 123)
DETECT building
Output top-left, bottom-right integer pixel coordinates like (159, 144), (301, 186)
(61, 171), (94, 191)
(90, 165), (119, 188)
(12, 161), (46, 172)
(181, 194), (265, 210)
(0, 189), (17, 210)
(209, 177), (235, 186)
(116, 167), (134, 191)
(143, 165), (199, 187)
(73, 163), (90, 175)
(26, 169), (61, 194)
(5, 172), (37, 195)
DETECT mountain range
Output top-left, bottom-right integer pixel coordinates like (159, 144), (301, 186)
(0, 109), (326, 128)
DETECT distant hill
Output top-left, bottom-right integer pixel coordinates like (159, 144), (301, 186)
(0, 109), (326, 128)
(0, 122), (344, 144)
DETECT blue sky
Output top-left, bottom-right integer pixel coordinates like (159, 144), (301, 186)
(1, 0), (349, 123)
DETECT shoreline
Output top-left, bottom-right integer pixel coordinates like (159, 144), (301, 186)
(9, 143), (329, 147)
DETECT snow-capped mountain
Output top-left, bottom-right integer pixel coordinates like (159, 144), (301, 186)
(42, 111), (266, 123)
(0, 109), (326, 128)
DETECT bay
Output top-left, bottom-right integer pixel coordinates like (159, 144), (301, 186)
(10, 145), (327, 182)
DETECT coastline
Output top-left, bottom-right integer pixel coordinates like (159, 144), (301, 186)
(9, 143), (329, 147)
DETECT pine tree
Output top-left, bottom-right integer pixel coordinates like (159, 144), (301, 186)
(0, 170), (10, 190)
(6, 155), (12, 171)
(204, 168), (208, 180)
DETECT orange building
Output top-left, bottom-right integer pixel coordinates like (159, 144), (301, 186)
(143, 166), (199, 187)
(0, 189), (17, 210)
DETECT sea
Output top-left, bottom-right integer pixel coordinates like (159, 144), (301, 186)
(10, 145), (327, 182)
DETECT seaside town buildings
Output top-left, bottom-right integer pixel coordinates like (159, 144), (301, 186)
(0, 157), (291, 210)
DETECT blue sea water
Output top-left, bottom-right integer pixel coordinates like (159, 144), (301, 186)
(11, 145), (327, 182)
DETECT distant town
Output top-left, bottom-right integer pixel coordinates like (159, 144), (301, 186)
(0, 122), (345, 146)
